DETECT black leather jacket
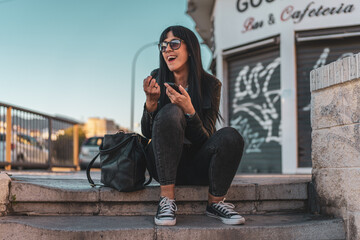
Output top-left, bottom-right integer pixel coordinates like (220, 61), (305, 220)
(141, 72), (221, 146)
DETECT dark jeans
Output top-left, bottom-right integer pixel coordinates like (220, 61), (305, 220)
(146, 104), (244, 197)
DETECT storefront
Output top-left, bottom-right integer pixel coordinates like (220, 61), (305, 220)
(188, 0), (360, 173)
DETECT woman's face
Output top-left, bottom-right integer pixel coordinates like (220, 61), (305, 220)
(162, 31), (189, 73)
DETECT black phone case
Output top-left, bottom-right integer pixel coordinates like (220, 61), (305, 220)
(166, 82), (181, 94)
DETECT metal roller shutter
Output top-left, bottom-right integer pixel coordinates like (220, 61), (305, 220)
(228, 46), (281, 173)
(296, 35), (360, 168)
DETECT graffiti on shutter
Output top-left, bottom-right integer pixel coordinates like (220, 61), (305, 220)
(231, 57), (281, 154)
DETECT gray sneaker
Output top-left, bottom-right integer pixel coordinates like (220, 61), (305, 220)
(206, 198), (245, 225)
(155, 196), (177, 226)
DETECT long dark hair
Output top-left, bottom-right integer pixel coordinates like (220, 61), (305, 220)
(157, 25), (220, 120)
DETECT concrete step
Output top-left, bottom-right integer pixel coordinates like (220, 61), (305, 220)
(6, 172), (311, 216)
(0, 213), (345, 240)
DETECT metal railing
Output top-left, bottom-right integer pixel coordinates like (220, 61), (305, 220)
(0, 102), (79, 170)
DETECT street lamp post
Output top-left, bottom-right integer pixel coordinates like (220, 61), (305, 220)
(130, 41), (158, 132)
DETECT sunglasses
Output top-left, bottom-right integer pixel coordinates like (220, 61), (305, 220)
(158, 39), (183, 52)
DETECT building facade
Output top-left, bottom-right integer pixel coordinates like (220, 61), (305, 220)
(188, 0), (360, 173)
(84, 118), (119, 138)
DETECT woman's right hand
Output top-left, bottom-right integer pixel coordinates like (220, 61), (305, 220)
(143, 76), (160, 112)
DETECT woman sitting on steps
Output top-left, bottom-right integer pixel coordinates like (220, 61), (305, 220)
(141, 25), (245, 226)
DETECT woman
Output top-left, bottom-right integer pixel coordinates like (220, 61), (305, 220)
(141, 25), (245, 226)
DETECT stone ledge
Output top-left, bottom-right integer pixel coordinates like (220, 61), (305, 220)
(311, 54), (360, 239)
(310, 52), (360, 92)
(8, 177), (309, 203)
(6, 175), (310, 216)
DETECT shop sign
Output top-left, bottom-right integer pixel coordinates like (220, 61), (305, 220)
(239, 1), (355, 33)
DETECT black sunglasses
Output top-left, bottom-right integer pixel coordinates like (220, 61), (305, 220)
(158, 39), (183, 52)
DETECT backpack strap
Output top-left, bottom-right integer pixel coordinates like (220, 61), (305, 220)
(86, 152), (101, 187)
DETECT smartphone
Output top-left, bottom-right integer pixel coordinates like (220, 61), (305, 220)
(165, 82), (182, 94)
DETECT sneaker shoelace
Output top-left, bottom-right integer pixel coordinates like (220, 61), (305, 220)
(213, 198), (238, 216)
(158, 197), (177, 217)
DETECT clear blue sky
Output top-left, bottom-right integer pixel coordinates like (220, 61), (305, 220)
(0, 0), (212, 132)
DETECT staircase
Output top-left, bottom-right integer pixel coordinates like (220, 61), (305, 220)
(0, 172), (345, 239)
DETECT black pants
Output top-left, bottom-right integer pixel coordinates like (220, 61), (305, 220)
(145, 104), (244, 197)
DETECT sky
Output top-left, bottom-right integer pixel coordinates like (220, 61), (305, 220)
(0, 0), (212, 132)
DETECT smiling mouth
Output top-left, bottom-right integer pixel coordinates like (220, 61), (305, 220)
(167, 56), (177, 62)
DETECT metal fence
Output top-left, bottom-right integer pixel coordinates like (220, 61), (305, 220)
(0, 102), (79, 170)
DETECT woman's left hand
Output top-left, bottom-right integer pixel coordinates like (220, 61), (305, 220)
(164, 83), (195, 115)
